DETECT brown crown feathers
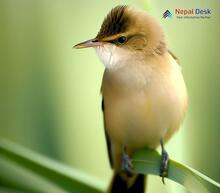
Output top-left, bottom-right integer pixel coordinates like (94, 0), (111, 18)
(96, 5), (129, 39)
(96, 5), (167, 56)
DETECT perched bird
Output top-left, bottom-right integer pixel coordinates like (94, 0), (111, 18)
(74, 5), (188, 193)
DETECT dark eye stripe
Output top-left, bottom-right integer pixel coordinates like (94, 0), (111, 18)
(107, 36), (129, 45)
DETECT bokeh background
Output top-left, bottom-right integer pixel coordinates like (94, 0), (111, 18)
(0, 0), (219, 193)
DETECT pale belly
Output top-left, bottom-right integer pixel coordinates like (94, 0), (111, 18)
(103, 75), (187, 151)
(102, 55), (188, 152)
(104, 91), (180, 150)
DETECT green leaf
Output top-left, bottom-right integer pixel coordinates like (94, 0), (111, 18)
(0, 138), (104, 193)
(132, 148), (220, 193)
(0, 138), (220, 193)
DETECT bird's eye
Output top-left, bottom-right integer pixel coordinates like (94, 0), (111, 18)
(117, 36), (127, 44)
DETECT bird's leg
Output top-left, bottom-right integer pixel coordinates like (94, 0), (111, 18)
(122, 146), (133, 177)
(160, 139), (169, 184)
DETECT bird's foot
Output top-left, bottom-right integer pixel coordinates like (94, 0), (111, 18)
(122, 148), (134, 177)
(160, 148), (169, 184)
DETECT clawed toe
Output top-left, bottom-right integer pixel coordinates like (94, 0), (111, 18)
(122, 148), (134, 177)
(160, 140), (169, 184)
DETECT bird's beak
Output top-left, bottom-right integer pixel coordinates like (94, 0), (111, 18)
(73, 38), (104, 49)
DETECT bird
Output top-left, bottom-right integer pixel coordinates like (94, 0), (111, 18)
(74, 5), (188, 193)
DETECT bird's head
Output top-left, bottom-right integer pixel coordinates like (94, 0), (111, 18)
(74, 5), (166, 69)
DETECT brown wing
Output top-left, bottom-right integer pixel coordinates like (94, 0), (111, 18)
(168, 49), (180, 64)
(102, 98), (113, 168)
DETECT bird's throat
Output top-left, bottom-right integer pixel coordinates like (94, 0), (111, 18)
(95, 45), (133, 69)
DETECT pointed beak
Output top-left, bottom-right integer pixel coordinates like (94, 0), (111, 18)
(73, 38), (104, 49)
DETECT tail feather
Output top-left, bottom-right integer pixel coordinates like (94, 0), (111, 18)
(107, 173), (146, 193)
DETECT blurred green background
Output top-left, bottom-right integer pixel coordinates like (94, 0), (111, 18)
(0, 0), (219, 193)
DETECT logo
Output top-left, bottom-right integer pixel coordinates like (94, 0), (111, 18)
(162, 8), (212, 19)
(163, 10), (172, 18)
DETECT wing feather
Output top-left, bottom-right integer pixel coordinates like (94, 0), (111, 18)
(102, 98), (113, 168)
